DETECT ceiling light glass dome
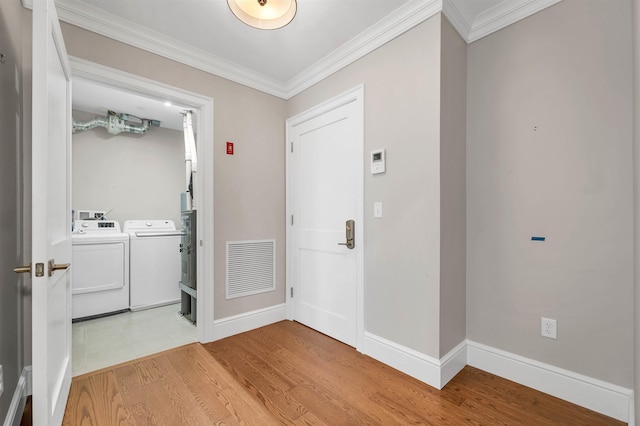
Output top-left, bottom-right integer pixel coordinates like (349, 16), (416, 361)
(227, 0), (297, 30)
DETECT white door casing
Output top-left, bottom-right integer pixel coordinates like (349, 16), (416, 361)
(31, 0), (73, 423)
(286, 85), (364, 350)
(68, 57), (215, 343)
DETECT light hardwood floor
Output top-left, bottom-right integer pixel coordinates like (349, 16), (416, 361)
(62, 321), (624, 425)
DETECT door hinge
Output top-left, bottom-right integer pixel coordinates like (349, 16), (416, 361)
(290, 287), (294, 298)
(291, 215), (294, 226)
(290, 142), (294, 153)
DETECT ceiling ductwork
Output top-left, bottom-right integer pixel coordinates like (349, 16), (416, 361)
(72, 110), (161, 136)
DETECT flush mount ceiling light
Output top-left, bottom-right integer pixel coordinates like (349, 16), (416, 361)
(227, 0), (297, 30)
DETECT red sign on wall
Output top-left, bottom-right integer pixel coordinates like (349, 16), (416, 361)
(226, 141), (234, 155)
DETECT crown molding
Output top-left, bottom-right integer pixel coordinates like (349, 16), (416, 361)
(442, 0), (472, 43)
(24, 0), (442, 100)
(284, 0), (442, 98)
(467, 0), (563, 43)
(24, 0), (563, 98)
(442, 0), (563, 44)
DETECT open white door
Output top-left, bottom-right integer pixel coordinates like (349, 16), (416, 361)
(32, 0), (73, 423)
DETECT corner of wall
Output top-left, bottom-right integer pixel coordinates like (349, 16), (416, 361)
(363, 332), (466, 390)
(438, 12), (467, 357)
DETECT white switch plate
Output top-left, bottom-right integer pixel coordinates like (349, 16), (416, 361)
(373, 202), (383, 218)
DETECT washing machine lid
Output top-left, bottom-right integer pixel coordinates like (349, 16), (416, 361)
(123, 220), (177, 233)
(73, 220), (121, 234)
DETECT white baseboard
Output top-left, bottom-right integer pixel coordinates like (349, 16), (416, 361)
(467, 340), (634, 424)
(3, 366), (32, 426)
(211, 303), (287, 341)
(363, 332), (466, 390)
(440, 340), (468, 386)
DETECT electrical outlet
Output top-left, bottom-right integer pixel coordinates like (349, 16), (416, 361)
(0, 365), (4, 398)
(541, 317), (557, 339)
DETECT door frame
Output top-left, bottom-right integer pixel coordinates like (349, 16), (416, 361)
(69, 57), (215, 342)
(285, 85), (365, 351)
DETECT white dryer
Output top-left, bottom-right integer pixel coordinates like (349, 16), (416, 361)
(124, 220), (182, 311)
(72, 220), (130, 320)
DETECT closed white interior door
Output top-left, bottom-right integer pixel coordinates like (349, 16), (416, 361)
(31, 0), (73, 423)
(287, 86), (364, 348)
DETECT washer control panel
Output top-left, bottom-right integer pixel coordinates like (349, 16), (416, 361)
(73, 220), (121, 234)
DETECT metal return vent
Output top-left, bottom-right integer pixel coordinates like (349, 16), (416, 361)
(226, 240), (276, 299)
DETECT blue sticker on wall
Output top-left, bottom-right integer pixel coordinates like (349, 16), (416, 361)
(531, 236), (546, 241)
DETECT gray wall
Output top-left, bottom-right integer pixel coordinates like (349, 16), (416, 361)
(61, 22), (287, 320)
(0, 0), (27, 419)
(439, 16), (466, 357)
(467, 0), (634, 387)
(289, 16), (443, 357)
(72, 109), (185, 228)
(288, 15), (467, 359)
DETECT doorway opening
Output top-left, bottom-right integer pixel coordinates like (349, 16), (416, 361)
(69, 57), (214, 375)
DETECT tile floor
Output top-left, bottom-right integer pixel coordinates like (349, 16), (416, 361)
(72, 303), (197, 376)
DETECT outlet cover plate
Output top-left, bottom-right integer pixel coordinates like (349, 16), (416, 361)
(541, 317), (557, 339)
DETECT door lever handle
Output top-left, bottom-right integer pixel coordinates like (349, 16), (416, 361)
(48, 259), (70, 277)
(337, 219), (355, 249)
(13, 264), (31, 276)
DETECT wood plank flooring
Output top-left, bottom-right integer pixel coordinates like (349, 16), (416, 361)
(62, 320), (624, 425)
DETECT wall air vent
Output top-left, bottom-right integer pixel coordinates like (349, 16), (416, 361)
(226, 239), (276, 300)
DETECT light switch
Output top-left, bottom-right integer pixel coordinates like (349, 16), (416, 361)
(373, 202), (383, 218)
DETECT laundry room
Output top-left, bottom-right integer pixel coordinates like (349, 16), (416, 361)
(70, 78), (198, 376)
(72, 109), (184, 227)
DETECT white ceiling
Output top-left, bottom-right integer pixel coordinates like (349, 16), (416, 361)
(72, 77), (192, 131)
(74, 0), (414, 85)
(49, 0), (560, 130)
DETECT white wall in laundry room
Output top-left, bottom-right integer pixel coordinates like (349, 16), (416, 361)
(72, 109), (185, 228)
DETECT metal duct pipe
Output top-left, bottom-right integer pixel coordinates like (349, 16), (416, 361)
(72, 116), (108, 133)
(72, 110), (160, 135)
(117, 119), (152, 135)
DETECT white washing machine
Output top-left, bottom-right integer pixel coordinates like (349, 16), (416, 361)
(124, 220), (182, 311)
(72, 220), (130, 320)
